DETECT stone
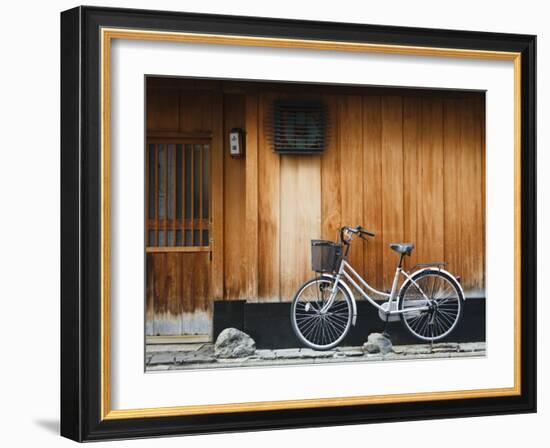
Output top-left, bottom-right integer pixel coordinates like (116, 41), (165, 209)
(401, 345), (432, 355)
(431, 343), (459, 353)
(342, 350), (364, 357)
(272, 348), (303, 359)
(197, 343), (215, 355)
(458, 342), (486, 352)
(174, 353), (216, 364)
(214, 328), (256, 358)
(337, 346), (366, 357)
(216, 357), (252, 363)
(146, 343), (203, 353)
(298, 348), (335, 359)
(148, 353), (175, 365)
(147, 364), (173, 371)
(362, 333), (393, 355)
(255, 350), (277, 360)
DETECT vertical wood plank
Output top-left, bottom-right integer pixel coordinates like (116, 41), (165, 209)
(149, 252), (212, 336)
(180, 253), (211, 335)
(479, 94), (486, 296)
(381, 96), (404, 290)
(151, 253), (183, 335)
(146, 88), (179, 131)
(443, 98), (461, 278)
(418, 97), (445, 264)
(321, 94), (342, 242)
(166, 253), (181, 333)
(362, 96), (384, 290)
(193, 253), (210, 312)
(164, 145), (169, 245)
(181, 144), (186, 245)
(190, 146), (195, 245)
(403, 97), (422, 271)
(224, 94), (247, 300)
(280, 156), (322, 301)
(258, 92), (280, 302)
(179, 91), (213, 133)
(180, 253), (194, 313)
(152, 253), (166, 334)
(198, 145), (203, 242)
(145, 254), (155, 336)
(458, 97), (485, 296)
(210, 93), (224, 300)
(155, 144), (159, 246)
(339, 96), (364, 274)
(245, 93), (259, 301)
(171, 144), (176, 246)
(145, 144), (150, 247)
(443, 96), (485, 296)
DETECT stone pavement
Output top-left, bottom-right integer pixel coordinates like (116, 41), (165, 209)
(145, 341), (486, 371)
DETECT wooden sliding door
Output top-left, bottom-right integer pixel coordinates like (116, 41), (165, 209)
(145, 138), (214, 338)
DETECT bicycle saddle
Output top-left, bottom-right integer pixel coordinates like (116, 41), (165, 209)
(390, 243), (414, 255)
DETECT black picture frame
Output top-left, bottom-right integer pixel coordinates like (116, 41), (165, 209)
(61, 6), (536, 442)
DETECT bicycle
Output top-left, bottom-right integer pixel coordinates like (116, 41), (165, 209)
(290, 225), (465, 350)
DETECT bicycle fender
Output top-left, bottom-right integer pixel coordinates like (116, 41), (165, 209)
(400, 267), (466, 300)
(321, 274), (358, 326)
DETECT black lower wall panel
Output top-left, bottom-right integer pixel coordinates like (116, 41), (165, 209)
(213, 300), (246, 340)
(213, 298), (486, 349)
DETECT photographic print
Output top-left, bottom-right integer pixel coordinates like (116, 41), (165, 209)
(144, 77), (486, 372)
(61, 6), (536, 440)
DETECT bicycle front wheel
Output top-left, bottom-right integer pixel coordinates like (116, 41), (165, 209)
(291, 277), (353, 350)
(399, 269), (464, 342)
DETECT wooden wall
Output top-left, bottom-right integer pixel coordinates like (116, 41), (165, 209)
(146, 78), (485, 337)
(244, 90), (485, 301)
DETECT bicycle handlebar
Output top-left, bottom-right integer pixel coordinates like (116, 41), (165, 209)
(340, 225), (376, 243)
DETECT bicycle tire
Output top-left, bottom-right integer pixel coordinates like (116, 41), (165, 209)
(398, 269), (464, 342)
(291, 277), (353, 350)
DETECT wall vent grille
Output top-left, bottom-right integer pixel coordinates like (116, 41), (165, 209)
(269, 100), (328, 154)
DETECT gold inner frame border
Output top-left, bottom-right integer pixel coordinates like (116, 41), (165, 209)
(99, 27), (522, 421)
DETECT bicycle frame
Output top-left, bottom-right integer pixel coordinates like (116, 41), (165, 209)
(320, 258), (432, 316)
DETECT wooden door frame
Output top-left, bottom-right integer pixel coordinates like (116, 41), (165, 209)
(210, 92), (224, 304)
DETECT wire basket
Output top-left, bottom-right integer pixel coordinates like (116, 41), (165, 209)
(311, 240), (342, 273)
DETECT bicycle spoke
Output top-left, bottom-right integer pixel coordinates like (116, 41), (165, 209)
(435, 314), (451, 336)
(299, 315), (320, 335)
(437, 309), (457, 328)
(434, 314), (446, 335)
(331, 310), (348, 319)
(295, 315), (317, 323)
(309, 314), (322, 342)
(409, 313), (424, 333)
(324, 318), (337, 342)
(430, 275), (437, 300)
(328, 316), (347, 332)
(418, 314), (431, 337)
(406, 313), (423, 327)
(437, 295), (458, 306)
(304, 317), (321, 340)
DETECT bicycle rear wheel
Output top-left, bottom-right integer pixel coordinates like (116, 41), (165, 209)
(399, 269), (464, 342)
(291, 277), (353, 350)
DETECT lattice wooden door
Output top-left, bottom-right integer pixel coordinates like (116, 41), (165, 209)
(145, 139), (213, 338)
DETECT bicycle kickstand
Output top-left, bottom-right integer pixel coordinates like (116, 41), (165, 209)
(382, 313), (391, 339)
